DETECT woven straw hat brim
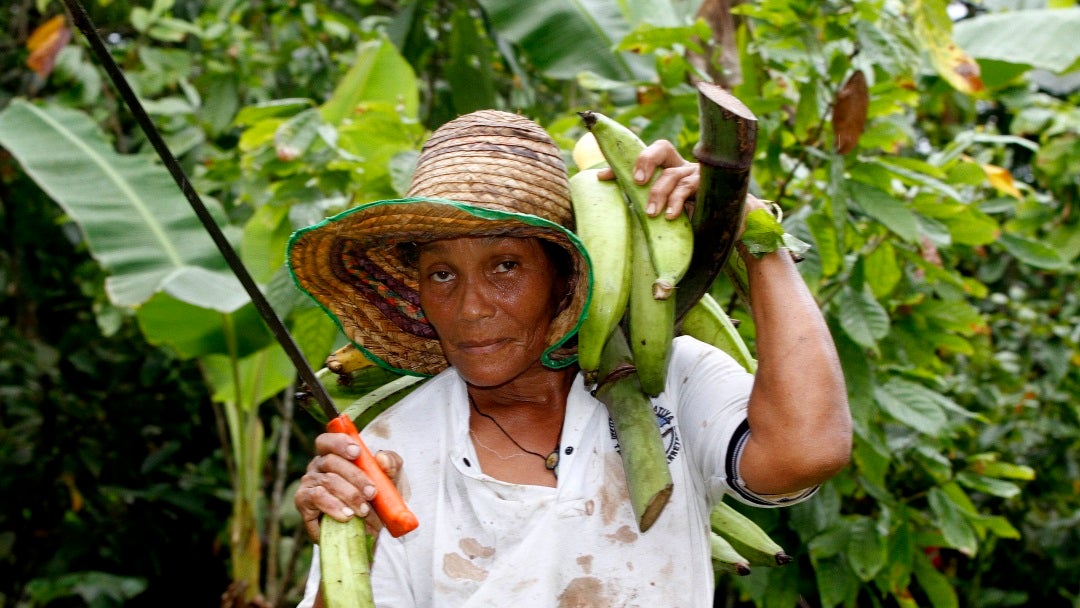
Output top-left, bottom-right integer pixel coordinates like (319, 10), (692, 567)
(287, 197), (593, 377)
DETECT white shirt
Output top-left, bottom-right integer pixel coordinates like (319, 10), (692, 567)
(298, 336), (815, 607)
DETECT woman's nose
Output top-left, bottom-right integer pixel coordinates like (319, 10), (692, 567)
(457, 276), (496, 320)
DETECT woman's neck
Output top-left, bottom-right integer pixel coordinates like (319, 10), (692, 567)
(466, 365), (577, 417)
(465, 366), (577, 486)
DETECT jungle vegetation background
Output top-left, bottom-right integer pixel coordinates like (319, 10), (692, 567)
(1, 0), (1078, 606)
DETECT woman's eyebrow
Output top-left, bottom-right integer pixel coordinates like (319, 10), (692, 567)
(417, 240), (450, 255)
(481, 235), (524, 247)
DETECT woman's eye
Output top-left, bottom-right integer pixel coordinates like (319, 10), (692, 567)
(495, 260), (518, 273)
(430, 270), (453, 283)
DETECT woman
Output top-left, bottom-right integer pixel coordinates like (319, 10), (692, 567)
(289, 110), (851, 607)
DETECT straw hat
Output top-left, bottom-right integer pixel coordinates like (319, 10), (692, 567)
(287, 110), (593, 376)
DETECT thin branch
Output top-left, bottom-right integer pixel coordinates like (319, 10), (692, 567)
(265, 386), (297, 605)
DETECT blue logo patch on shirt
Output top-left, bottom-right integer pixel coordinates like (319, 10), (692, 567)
(609, 403), (681, 463)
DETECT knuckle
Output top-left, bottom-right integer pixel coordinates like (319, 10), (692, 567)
(340, 482), (366, 505)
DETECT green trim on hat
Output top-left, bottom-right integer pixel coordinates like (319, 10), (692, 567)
(287, 196), (593, 378)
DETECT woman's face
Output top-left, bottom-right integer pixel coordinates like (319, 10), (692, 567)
(417, 236), (566, 387)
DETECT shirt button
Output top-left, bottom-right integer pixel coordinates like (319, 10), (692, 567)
(564, 446), (574, 455)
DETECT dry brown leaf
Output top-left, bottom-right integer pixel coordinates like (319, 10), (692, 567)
(940, 42), (985, 94)
(26, 14), (71, 78)
(833, 70), (868, 154)
(911, 0), (985, 95)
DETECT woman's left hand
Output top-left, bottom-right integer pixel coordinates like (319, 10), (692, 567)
(597, 139), (699, 219)
(294, 433), (405, 543)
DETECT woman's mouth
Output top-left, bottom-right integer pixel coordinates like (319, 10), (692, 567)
(456, 338), (508, 355)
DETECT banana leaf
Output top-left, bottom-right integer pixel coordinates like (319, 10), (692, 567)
(954, 8), (1080, 75)
(476, 0), (656, 81)
(0, 99), (235, 308)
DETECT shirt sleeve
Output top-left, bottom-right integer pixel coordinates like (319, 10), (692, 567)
(670, 336), (818, 509)
(724, 419), (819, 507)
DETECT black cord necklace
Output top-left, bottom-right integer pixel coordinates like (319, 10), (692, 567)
(469, 393), (561, 476)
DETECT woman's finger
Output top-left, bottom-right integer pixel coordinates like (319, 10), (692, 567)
(311, 433), (378, 499)
(314, 430), (361, 459)
(374, 450), (404, 484)
(295, 464), (364, 542)
(594, 139), (699, 218)
(634, 139), (688, 182)
(294, 445), (407, 542)
(648, 164), (699, 218)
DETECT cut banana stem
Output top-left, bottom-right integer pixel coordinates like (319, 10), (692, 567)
(693, 82), (758, 171)
(678, 293), (757, 374)
(627, 211), (675, 397)
(569, 168), (632, 377)
(320, 516), (374, 607)
(710, 499), (793, 567)
(326, 343), (376, 376)
(710, 531), (752, 576)
(675, 82), (758, 321)
(595, 327), (674, 533)
(579, 110), (693, 301)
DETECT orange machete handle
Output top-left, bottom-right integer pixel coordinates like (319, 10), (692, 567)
(326, 414), (419, 538)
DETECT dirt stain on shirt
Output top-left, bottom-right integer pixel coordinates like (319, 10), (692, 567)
(599, 452), (629, 525)
(459, 537), (495, 559)
(557, 576), (611, 608)
(367, 419), (392, 439)
(606, 524), (638, 544)
(442, 552), (488, 582)
(660, 558), (674, 578)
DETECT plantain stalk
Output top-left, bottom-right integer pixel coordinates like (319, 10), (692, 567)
(594, 327), (674, 532)
(343, 373), (427, 430)
(320, 516), (374, 607)
(679, 293), (757, 375)
(675, 82), (758, 322)
(295, 365), (424, 426)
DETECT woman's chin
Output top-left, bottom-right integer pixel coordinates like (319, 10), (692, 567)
(451, 355), (538, 389)
(444, 340), (552, 388)
(454, 363), (517, 388)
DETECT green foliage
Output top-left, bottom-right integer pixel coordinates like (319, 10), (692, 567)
(0, 174), (233, 606)
(0, 99), (236, 308)
(2, 0), (1079, 606)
